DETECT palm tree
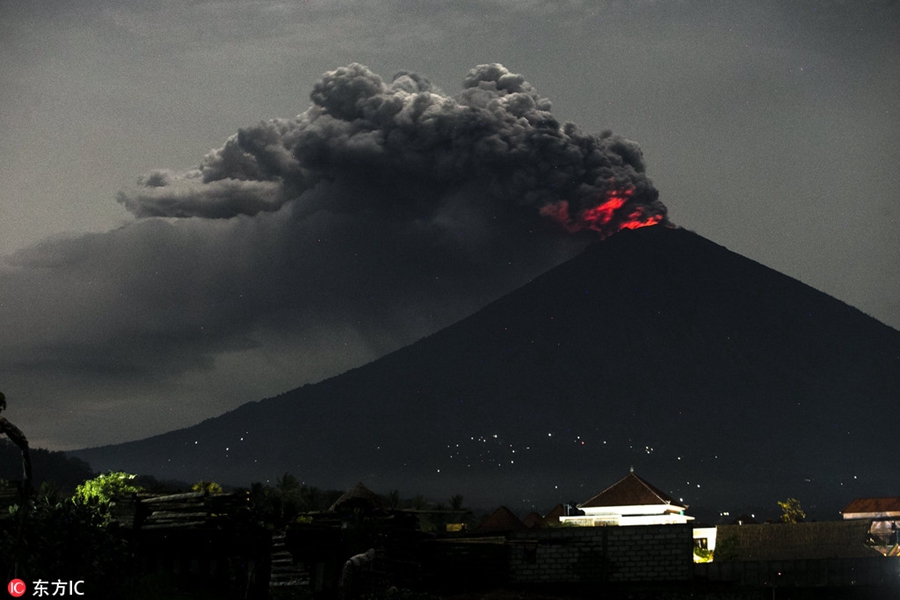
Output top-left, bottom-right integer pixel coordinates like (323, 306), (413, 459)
(276, 472), (299, 493)
(300, 485), (322, 511)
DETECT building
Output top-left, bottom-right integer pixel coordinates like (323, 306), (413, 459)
(842, 497), (900, 553)
(842, 497), (900, 521)
(558, 470), (694, 526)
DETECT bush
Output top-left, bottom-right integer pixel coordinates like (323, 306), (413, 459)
(74, 471), (143, 506)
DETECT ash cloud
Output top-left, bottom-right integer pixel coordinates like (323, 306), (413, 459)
(1, 63), (667, 448)
(118, 63), (666, 234)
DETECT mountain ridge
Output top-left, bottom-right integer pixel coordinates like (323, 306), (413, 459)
(72, 226), (900, 516)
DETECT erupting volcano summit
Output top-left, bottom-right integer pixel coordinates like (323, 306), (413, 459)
(118, 62), (669, 240)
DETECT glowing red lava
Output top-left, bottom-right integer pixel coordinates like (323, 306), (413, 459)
(540, 187), (663, 237)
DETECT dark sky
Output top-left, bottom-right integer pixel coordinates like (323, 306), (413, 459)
(0, 0), (898, 450)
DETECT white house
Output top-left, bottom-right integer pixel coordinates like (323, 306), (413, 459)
(559, 470), (694, 527)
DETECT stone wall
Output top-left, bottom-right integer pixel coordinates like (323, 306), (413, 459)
(508, 524), (693, 584)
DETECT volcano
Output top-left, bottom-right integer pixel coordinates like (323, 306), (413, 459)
(72, 226), (900, 517)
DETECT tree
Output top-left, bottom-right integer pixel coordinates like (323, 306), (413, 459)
(192, 480), (223, 494)
(74, 471), (143, 505)
(778, 497), (806, 523)
(300, 485), (323, 512)
(276, 472), (299, 493)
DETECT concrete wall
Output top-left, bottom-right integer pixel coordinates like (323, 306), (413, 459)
(508, 524), (693, 584)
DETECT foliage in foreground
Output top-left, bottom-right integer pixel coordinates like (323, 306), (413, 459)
(73, 471), (143, 506)
(2, 471), (231, 598)
(1, 493), (134, 598)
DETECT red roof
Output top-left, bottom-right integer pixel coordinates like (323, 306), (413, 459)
(842, 497), (900, 515)
(580, 472), (685, 509)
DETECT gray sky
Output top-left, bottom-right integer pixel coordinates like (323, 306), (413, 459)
(1, 0), (898, 450)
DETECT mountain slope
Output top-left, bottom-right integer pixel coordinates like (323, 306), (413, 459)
(73, 226), (900, 515)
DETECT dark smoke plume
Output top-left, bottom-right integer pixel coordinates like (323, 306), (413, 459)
(118, 63), (667, 237)
(1, 63), (669, 448)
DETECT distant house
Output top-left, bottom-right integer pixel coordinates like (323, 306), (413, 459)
(842, 497), (900, 553)
(328, 482), (388, 514)
(521, 511), (543, 528)
(842, 497), (900, 521)
(558, 471), (694, 526)
(540, 504), (567, 527)
(472, 506), (527, 534)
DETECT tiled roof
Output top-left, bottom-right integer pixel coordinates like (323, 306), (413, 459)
(521, 511), (543, 528)
(842, 497), (900, 515)
(472, 506), (526, 533)
(580, 472), (684, 509)
(541, 503), (567, 526)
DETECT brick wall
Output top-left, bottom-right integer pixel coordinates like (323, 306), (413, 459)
(508, 524), (693, 584)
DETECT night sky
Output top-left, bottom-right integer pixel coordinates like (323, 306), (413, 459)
(1, 1), (898, 451)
